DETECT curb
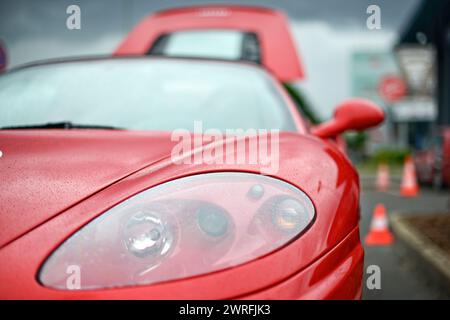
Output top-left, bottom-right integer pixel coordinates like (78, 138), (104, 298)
(390, 213), (450, 292)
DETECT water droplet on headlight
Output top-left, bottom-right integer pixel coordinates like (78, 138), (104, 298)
(124, 212), (172, 258)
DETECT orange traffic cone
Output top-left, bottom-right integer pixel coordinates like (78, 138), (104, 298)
(376, 163), (390, 191)
(400, 156), (419, 197)
(365, 204), (394, 246)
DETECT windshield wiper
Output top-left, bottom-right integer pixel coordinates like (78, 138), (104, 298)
(0, 121), (123, 130)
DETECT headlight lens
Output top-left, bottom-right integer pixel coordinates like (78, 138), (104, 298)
(39, 172), (315, 290)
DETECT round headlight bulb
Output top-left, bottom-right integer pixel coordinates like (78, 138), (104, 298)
(197, 205), (229, 238)
(124, 212), (173, 258)
(271, 197), (310, 233)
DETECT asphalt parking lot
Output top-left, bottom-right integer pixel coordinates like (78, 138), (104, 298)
(359, 176), (450, 299)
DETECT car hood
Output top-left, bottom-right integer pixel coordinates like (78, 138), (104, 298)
(0, 129), (359, 251)
(0, 130), (181, 248)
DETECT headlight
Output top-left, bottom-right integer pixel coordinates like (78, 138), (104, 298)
(39, 172), (315, 290)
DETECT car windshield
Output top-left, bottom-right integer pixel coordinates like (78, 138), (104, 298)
(0, 58), (296, 131)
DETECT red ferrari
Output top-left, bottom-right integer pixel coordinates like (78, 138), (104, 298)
(0, 6), (384, 300)
(115, 5), (304, 83)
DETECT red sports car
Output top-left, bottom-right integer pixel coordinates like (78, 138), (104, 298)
(0, 54), (383, 299)
(115, 5), (305, 83)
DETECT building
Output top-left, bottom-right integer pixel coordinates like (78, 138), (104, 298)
(396, 0), (450, 128)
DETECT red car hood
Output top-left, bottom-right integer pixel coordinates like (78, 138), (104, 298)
(0, 129), (359, 252)
(0, 130), (180, 248)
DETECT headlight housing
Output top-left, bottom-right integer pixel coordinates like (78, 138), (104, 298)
(39, 172), (315, 290)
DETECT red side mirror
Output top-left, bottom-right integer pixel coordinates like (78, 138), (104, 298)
(312, 98), (384, 138)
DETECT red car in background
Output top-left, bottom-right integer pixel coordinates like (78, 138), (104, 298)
(415, 127), (450, 189)
(115, 5), (305, 83)
(0, 5), (384, 300)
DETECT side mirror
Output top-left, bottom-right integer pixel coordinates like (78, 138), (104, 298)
(312, 98), (384, 138)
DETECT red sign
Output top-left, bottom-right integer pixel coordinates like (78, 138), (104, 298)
(378, 75), (406, 103)
(0, 41), (7, 72)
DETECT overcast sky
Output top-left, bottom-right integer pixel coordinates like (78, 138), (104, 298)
(0, 0), (421, 119)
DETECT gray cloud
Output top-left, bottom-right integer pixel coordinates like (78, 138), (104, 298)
(1, 0), (420, 44)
